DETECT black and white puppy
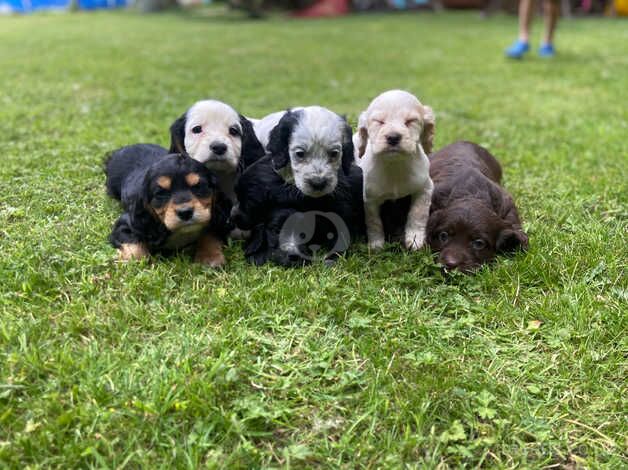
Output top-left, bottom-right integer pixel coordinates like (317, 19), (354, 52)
(169, 99), (266, 203)
(232, 107), (364, 266)
(105, 144), (230, 267)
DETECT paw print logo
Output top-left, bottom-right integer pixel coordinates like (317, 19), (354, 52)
(278, 211), (351, 262)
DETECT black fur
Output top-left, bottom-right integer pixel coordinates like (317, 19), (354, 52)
(168, 114), (186, 155)
(266, 109), (300, 171)
(105, 144), (231, 254)
(340, 117), (355, 176)
(233, 154), (364, 266)
(238, 114), (266, 170)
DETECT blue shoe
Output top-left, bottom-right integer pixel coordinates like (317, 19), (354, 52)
(538, 43), (555, 58)
(505, 40), (530, 59)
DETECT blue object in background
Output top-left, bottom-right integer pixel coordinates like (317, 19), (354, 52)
(391, 0), (429, 8)
(0, 0), (125, 12)
(79, 0), (126, 10)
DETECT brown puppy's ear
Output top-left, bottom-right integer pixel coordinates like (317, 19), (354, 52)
(497, 228), (529, 253)
(420, 105), (435, 155)
(169, 113), (187, 154)
(355, 112), (368, 158)
(425, 209), (444, 248)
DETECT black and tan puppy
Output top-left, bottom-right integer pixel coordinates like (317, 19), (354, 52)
(427, 141), (528, 272)
(105, 144), (230, 266)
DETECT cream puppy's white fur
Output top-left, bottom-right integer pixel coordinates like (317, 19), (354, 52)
(180, 100), (242, 171)
(354, 90), (435, 251)
(169, 99), (265, 203)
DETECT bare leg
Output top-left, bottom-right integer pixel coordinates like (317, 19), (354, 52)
(518, 0), (535, 42)
(542, 0), (560, 44)
(364, 201), (385, 251)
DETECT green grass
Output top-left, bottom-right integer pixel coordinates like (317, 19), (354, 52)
(1, 9), (627, 468)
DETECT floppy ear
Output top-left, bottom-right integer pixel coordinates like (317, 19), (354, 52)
(169, 113), (187, 154)
(238, 114), (265, 170)
(425, 209), (444, 248)
(497, 228), (529, 253)
(267, 110), (298, 170)
(420, 105), (435, 155)
(355, 111), (368, 159)
(340, 118), (355, 175)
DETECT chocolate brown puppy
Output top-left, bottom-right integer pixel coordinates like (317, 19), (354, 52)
(427, 141), (528, 272)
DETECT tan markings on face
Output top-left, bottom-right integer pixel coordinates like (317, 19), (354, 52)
(118, 243), (149, 261)
(185, 173), (201, 186)
(157, 176), (172, 190)
(153, 196), (213, 231)
(194, 231), (225, 267)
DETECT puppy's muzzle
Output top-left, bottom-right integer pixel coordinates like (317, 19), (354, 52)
(386, 133), (402, 147)
(210, 142), (227, 156)
(306, 177), (329, 192)
(176, 207), (194, 221)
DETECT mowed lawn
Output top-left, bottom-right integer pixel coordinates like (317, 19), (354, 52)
(0, 9), (626, 468)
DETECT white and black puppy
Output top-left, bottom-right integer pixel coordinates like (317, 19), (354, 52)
(169, 99), (266, 203)
(232, 106), (364, 266)
(355, 90), (435, 251)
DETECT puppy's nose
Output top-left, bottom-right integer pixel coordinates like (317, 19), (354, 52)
(386, 133), (402, 146)
(176, 207), (194, 221)
(441, 254), (460, 270)
(306, 177), (329, 191)
(210, 142), (227, 156)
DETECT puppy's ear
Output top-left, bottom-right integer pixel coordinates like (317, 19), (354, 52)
(169, 113), (187, 154)
(125, 179), (153, 234)
(340, 118), (355, 175)
(355, 111), (368, 158)
(420, 105), (435, 155)
(267, 110), (298, 170)
(425, 209), (444, 248)
(496, 228), (529, 253)
(238, 114), (265, 170)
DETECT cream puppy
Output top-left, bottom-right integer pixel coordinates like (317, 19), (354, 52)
(354, 90), (435, 251)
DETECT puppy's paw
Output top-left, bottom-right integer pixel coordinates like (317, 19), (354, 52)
(404, 231), (425, 251)
(195, 232), (226, 268)
(118, 243), (149, 261)
(195, 251), (226, 268)
(368, 237), (385, 251)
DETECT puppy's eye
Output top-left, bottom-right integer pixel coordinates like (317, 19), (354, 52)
(294, 150), (306, 159)
(471, 239), (486, 250)
(192, 126), (202, 134)
(229, 125), (241, 137)
(154, 188), (170, 198)
(438, 232), (449, 243)
(405, 119), (419, 127)
(373, 119), (384, 125)
(328, 150), (340, 159)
